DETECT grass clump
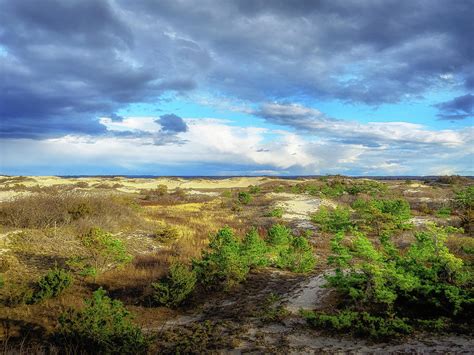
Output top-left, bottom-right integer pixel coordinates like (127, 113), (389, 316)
(152, 262), (197, 307)
(58, 288), (148, 354)
(30, 267), (73, 304)
(304, 224), (473, 339)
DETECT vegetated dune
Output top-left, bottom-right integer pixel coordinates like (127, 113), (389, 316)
(0, 175), (473, 353)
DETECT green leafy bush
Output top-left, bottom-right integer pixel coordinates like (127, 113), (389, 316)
(266, 224), (292, 247)
(152, 262), (196, 307)
(276, 235), (316, 273)
(237, 191), (252, 204)
(248, 185), (261, 194)
(193, 227), (249, 290)
(30, 267), (73, 304)
(266, 207), (284, 218)
(311, 206), (353, 233)
(454, 186), (474, 209)
(302, 310), (411, 339)
(81, 227), (132, 272)
(58, 288), (148, 354)
(352, 198), (411, 234)
(308, 224), (473, 338)
(241, 228), (269, 267)
(436, 206), (452, 218)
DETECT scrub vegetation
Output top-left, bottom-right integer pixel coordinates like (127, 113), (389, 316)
(0, 175), (472, 353)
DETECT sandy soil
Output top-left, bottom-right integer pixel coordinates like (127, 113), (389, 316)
(0, 175), (285, 190)
(285, 274), (331, 313)
(269, 192), (337, 221)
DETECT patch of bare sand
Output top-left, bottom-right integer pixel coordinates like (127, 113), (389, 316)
(269, 193), (336, 222)
(285, 273), (331, 313)
(2, 176), (295, 193)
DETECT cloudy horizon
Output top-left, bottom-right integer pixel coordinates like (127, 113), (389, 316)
(1, 0), (473, 176)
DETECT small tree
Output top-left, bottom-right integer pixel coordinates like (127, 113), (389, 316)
(241, 228), (269, 267)
(58, 288), (148, 354)
(152, 262), (196, 307)
(30, 267), (73, 304)
(237, 191), (252, 205)
(193, 227), (249, 290)
(81, 227), (132, 272)
(277, 236), (316, 273)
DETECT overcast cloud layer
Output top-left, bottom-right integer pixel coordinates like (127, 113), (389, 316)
(0, 0), (473, 175)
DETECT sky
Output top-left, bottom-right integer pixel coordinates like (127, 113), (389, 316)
(0, 0), (473, 176)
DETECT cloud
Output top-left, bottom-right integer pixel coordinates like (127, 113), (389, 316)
(435, 94), (474, 120)
(254, 103), (469, 148)
(1, 117), (471, 176)
(156, 114), (188, 133)
(1, 0), (473, 138)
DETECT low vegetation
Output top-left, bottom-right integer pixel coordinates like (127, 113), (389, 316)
(303, 224), (473, 339)
(58, 288), (148, 354)
(0, 175), (472, 352)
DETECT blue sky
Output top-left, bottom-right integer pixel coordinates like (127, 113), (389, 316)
(0, 0), (473, 176)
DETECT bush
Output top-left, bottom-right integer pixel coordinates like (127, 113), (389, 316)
(266, 224), (292, 247)
(152, 262), (196, 307)
(313, 224), (473, 338)
(81, 227), (132, 272)
(455, 186), (474, 209)
(302, 310), (411, 339)
(276, 235), (316, 273)
(248, 185), (261, 194)
(436, 206), (452, 218)
(241, 228), (269, 268)
(237, 191), (252, 204)
(266, 207), (284, 218)
(352, 198), (411, 234)
(30, 267), (73, 304)
(153, 225), (180, 244)
(311, 206), (353, 233)
(58, 288), (148, 354)
(193, 227), (249, 291)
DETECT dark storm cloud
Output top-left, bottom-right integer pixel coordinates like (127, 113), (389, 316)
(435, 94), (474, 120)
(1, 0), (473, 138)
(156, 114), (188, 133)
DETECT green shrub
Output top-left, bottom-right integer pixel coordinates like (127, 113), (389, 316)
(58, 288), (148, 354)
(248, 185), (261, 194)
(30, 267), (73, 304)
(258, 293), (289, 322)
(266, 224), (292, 247)
(153, 225), (180, 244)
(352, 198), (411, 233)
(266, 207), (284, 218)
(316, 224), (473, 338)
(0, 275), (4, 289)
(311, 206), (353, 233)
(237, 191), (252, 204)
(193, 227), (249, 290)
(455, 186), (474, 209)
(241, 228), (269, 267)
(81, 227), (132, 272)
(302, 310), (411, 339)
(436, 206), (452, 218)
(152, 262), (196, 308)
(276, 235), (316, 273)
